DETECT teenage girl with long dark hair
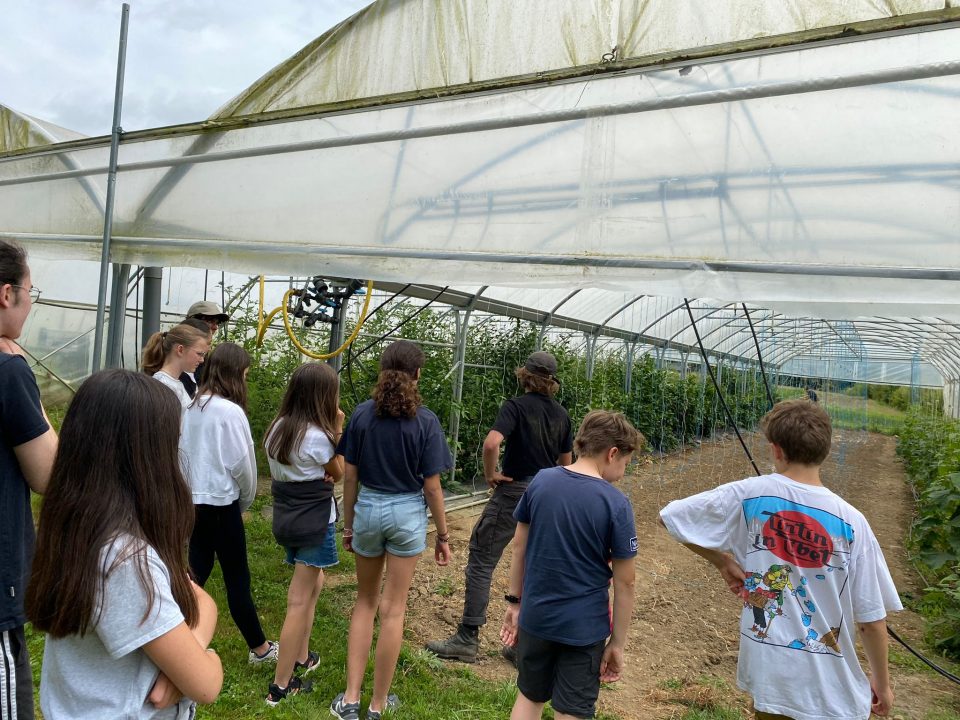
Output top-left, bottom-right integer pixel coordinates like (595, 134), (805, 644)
(27, 370), (222, 718)
(263, 362), (345, 705)
(141, 323), (210, 409)
(330, 340), (453, 720)
(179, 342), (276, 664)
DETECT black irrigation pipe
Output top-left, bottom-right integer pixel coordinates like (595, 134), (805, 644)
(742, 303), (775, 410)
(343, 283), (411, 404)
(684, 299), (761, 476)
(341, 285), (449, 404)
(887, 626), (960, 685)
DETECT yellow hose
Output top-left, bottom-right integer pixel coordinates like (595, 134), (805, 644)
(257, 279), (374, 359)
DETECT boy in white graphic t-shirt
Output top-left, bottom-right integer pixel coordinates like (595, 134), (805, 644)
(659, 399), (901, 720)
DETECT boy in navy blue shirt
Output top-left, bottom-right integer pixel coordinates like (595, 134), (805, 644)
(500, 411), (640, 720)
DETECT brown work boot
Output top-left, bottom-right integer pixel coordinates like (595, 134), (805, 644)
(425, 624), (479, 663)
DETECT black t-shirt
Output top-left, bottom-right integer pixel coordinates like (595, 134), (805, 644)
(338, 399), (453, 494)
(492, 392), (572, 480)
(0, 355), (49, 630)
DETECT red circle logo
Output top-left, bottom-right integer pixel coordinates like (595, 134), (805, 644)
(761, 510), (834, 568)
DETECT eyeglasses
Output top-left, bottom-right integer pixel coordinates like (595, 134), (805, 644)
(10, 285), (40, 302)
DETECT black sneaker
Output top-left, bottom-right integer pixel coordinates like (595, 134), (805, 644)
(501, 644), (518, 668)
(330, 692), (361, 720)
(294, 650), (320, 675)
(265, 676), (312, 706)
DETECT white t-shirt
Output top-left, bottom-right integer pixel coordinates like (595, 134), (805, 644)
(179, 394), (257, 510)
(660, 473), (902, 720)
(266, 421), (337, 523)
(40, 536), (192, 719)
(152, 370), (190, 410)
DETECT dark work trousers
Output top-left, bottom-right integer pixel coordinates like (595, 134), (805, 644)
(462, 478), (531, 626)
(189, 500), (267, 650)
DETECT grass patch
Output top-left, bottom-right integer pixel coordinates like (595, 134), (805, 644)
(27, 492), (622, 719)
(680, 708), (744, 720)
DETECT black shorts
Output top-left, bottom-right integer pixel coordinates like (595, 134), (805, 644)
(516, 628), (605, 719)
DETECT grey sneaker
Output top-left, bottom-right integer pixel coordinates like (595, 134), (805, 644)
(366, 694), (399, 720)
(501, 644), (518, 668)
(330, 692), (361, 720)
(425, 625), (479, 663)
(249, 640), (279, 665)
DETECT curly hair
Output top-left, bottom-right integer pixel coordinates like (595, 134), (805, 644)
(515, 367), (559, 396)
(372, 340), (424, 418)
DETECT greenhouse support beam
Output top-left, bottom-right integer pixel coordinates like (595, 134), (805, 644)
(105, 263), (131, 368)
(11, 58), (960, 188)
(624, 341), (635, 394)
(91, 3), (130, 374)
(141, 266), (162, 349)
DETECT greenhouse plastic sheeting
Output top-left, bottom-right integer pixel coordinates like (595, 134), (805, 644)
(217, 0), (957, 116)
(3, 24), (959, 319)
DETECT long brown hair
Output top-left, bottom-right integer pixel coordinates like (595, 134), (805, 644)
(194, 342), (250, 411)
(266, 362), (340, 464)
(27, 370), (198, 637)
(141, 323), (209, 375)
(372, 340), (424, 418)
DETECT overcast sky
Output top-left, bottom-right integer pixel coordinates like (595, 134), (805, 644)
(2, 0), (370, 137)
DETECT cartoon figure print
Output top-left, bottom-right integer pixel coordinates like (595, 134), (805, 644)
(743, 564), (794, 639)
(740, 497), (855, 655)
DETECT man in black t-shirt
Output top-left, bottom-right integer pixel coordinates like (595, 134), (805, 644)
(0, 240), (59, 719)
(427, 351), (572, 664)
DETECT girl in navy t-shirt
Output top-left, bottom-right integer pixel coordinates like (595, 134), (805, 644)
(330, 340), (453, 720)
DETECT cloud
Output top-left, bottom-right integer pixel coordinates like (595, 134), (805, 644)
(1, 0), (370, 135)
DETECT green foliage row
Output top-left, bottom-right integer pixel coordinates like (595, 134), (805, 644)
(896, 411), (960, 657)
(228, 296), (770, 486)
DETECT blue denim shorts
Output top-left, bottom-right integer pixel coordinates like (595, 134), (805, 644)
(352, 488), (427, 558)
(284, 522), (339, 568)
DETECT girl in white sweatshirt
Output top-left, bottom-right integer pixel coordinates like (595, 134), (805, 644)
(180, 342), (276, 664)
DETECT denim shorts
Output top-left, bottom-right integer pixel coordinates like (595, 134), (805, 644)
(352, 488), (427, 558)
(284, 522), (339, 568)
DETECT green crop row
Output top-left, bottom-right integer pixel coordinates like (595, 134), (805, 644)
(229, 297), (770, 488)
(896, 412), (960, 657)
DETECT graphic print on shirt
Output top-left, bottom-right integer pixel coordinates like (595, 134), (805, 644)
(740, 496), (855, 655)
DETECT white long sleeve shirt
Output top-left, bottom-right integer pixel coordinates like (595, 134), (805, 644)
(179, 394), (257, 511)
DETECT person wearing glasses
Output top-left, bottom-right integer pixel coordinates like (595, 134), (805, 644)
(0, 239), (58, 720)
(179, 301), (229, 398)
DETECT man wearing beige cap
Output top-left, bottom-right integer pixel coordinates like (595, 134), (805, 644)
(427, 350), (572, 664)
(179, 301), (229, 398)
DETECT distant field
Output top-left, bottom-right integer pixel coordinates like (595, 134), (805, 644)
(778, 387), (906, 434)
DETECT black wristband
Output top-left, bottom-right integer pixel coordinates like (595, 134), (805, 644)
(504, 594), (521, 604)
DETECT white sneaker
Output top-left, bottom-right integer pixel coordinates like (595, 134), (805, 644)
(249, 640), (279, 664)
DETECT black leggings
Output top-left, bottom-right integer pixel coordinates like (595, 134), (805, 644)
(189, 501), (267, 650)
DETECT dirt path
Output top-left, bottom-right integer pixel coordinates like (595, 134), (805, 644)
(404, 431), (960, 719)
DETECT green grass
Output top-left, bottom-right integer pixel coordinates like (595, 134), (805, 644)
(27, 493), (620, 719)
(680, 709), (744, 720)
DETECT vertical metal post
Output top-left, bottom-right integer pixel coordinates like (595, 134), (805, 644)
(585, 332), (598, 382)
(623, 341), (634, 394)
(448, 310), (470, 487)
(91, 3), (130, 373)
(448, 288), (486, 487)
(141, 266), (163, 348)
(327, 296), (347, 372)
(105, 263), (131, 367)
